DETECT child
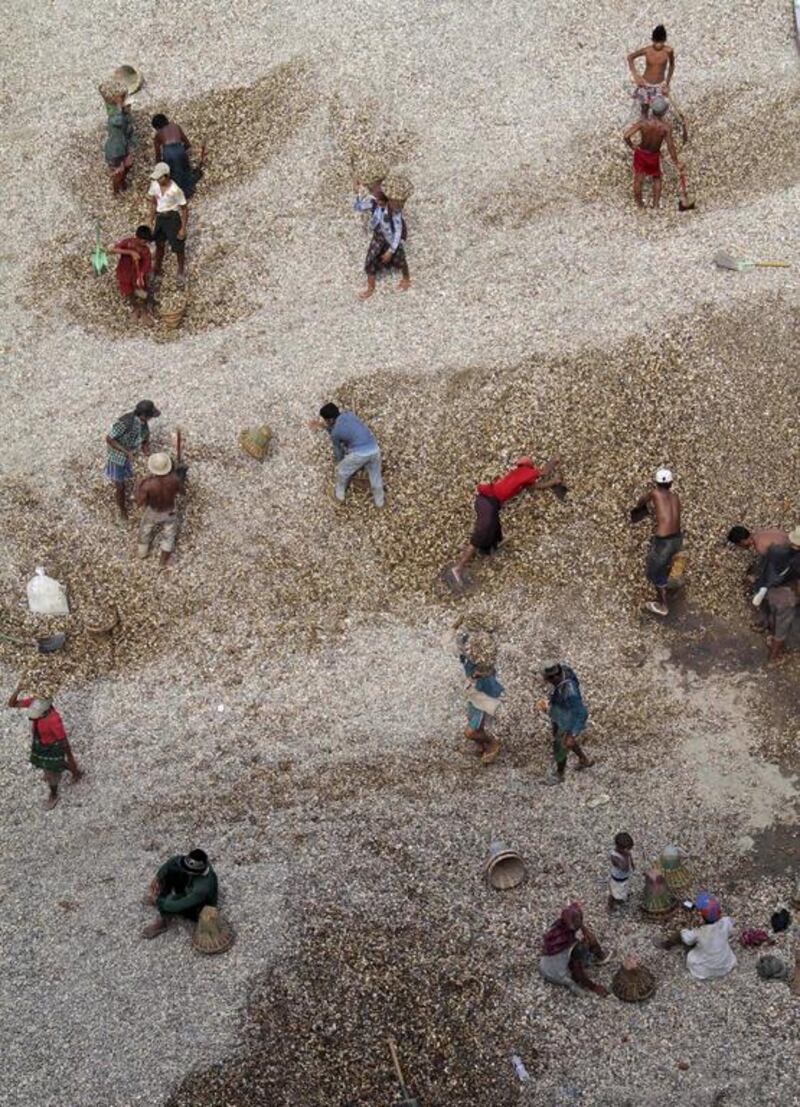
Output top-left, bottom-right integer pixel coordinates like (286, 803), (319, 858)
(608, 832), (635, 910)
(459, 633), (504, 764)
(627, 25), (675, 116)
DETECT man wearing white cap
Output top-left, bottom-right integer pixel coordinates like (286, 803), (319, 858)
(630, 468), (682, 616)
(135, 452), (186, 567)
(147, 162), (188, 285)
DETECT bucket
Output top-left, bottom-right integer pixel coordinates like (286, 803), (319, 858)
(484, 841), (527, 890)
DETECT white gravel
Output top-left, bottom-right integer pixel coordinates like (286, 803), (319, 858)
(1, 1), (799, 1105)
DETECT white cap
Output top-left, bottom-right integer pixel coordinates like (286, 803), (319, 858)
(150, 162), (171, 180)
(148, 452), (173, 476)
(655, 468), (673, 484)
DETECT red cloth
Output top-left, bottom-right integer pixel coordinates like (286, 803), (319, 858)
(477, 462), (543, 504)
(633, 147), (661, 178)
(541, 903), (583, 955)
(114, 237), (152, 298)
(18, 698), (66, 745)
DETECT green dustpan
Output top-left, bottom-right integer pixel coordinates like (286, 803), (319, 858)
(91, 224), (109, 276)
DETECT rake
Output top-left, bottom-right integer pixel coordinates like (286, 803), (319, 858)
(713, 250), (790, 273)
(387, 1039), (420, 1107)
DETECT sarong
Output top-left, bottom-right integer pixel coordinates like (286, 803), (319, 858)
(766, 585), (798, 641)
(161, 142), (200, 200)
(470, 494), (502, 552)
(30, 733), (67, 776)
(633, 147), (662, 178)
(364, 231), (408, 275)
(104, 458), (133, 483)
(138, 507), (179, 554)
(646, 532), (683, 586)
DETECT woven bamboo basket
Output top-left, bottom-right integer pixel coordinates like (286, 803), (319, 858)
(85, 606), (119, 640)
(612, 958), (657, 1002)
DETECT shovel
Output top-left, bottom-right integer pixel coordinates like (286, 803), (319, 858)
(0, 630), (67, 654)
(91, 223), (109, 276)
(713, 250), (790, 272)
(677, 168), (695, 212)
(387, 1039), (420, 1107)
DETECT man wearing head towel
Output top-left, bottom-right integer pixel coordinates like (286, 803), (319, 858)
(539, 902), (612, 997)
(7, 683), (83, 809)
(142, 850), (219, 939)
(536, 661), (594, 783)
(623, 97), (682, 208)
(135, 451), (187, 568)
(631, 467), (682, 616)
(663, 893), (737, 981)
(105, 399), (160, 518)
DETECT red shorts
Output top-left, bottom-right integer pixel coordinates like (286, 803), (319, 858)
(633, 148), (662, 178)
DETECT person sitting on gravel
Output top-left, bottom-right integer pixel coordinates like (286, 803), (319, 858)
(105, 399), (160, 518)
(449, 457), (563, 587)
(143, 849), (218, 939)
(536, 661), (594, 783)
(630, 467), (682, 616)
(663, 893), (737, 981)
(148, 163), (188, 287)
(135, 452), (187, 568)
(539, 902), (612, 997)
(7, 683), (83, 809)
(307, 403), (384, 507)
(107, 225), (153, 323)
(622, 98), (682, 209)
(151, 114), (204, 200)
(351, 179), (410, 300)
(750, 527), (800, 664)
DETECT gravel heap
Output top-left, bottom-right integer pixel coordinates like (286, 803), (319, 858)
(1, 1), (798, 1105)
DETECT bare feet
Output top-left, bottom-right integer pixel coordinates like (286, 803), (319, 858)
(449, 566), (463, 586)
(397, 277), (411, 291)
(141, 918), (169, 940)
(481, 738), (501, 765)
(45, 793), (59, 810)
(576, 757), (595, 771)
(357, 287), (375, 301)
(68, 771), (84, 785)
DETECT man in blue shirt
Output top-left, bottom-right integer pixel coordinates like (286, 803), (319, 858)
(536, 661), (594, 783)
(308, 403), (385, 507)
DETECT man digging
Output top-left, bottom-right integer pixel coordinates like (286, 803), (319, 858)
(135, 451), (187, 569)
(623, 98), (683, 209)
(450, 456), (563, 587)
(630, 467), (682, 617)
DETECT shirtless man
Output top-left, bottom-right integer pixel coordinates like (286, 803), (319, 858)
(151, 114), (204, 200)
(135, 452), (186, 567)
(631, 468), (682, 617)
(623, 99), (682, 209)
(627, 25), (675, 115)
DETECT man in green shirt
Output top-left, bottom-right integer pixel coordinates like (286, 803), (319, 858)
(142, 849), (218, 939)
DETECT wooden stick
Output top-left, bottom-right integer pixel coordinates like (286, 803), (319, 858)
(387, 1038), (408, 1094)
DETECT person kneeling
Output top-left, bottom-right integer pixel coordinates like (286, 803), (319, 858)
(539, 903), (612, 997)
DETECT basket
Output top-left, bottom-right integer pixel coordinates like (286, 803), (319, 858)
(85, 606), (119, 639)
(160, 304), (186, 330)
(112, 64), (143, 95)
(192, 906), (234, 955)
(484, 841), (527, 890)
(612, 958), (657, 1002)
(239, 425), (273, 461)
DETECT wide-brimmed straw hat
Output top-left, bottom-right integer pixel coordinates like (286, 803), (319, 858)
(147, 453), (172, 476)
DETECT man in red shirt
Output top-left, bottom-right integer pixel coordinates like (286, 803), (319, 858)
(7, 683), (83, 809)
(450, 456), (563, 585)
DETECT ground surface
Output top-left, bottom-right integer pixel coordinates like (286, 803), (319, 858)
(1, 2), (799, 1105)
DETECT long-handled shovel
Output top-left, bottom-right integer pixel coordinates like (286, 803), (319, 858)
(387, 1039), (420, 1107)
(714, 250), (791, 272)
(0, 630), (67, 654)
(677, 168), (695, 212)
